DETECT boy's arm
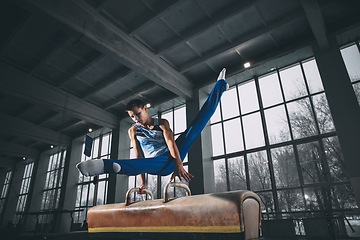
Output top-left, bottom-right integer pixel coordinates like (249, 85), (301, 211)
(159, 119), (194, 182)
(128, 126), (147, 192)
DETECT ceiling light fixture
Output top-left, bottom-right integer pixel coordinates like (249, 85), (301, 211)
(23, 157), (26, 160)
(244, 62), (250, 68)
(89, 128), (93, 133)
(146, 103), (151, 108)
(51, 145), (54, 149)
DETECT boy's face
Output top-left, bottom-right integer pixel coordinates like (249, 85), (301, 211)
(127, 106), (148, 124)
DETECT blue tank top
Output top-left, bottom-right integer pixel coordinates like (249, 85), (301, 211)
(135, 118), (167, 158)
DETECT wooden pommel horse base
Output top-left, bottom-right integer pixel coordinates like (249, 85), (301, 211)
(88, 183), (261, 240)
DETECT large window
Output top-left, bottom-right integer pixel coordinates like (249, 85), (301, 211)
(14, 161), (34, 224)
(340, 41), (360, 105)
(0, 170), (12, 215)
(39, 150), (66, 223)
(210, 58), (357, 235)
(74, 132), (111, 223)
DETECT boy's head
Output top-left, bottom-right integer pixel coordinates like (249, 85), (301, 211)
(125, 99), (149, 124)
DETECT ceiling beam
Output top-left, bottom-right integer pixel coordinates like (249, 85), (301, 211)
(29, 36), (73, 75)
(0, 157), (17, 168)
(0, 140), (40, 159)
(58, 52), (104, 87)
(179, 9), (305, 73)
(23, 0), (193, 99)
(82, 68), (133, 99)
(59, 120), (84, 132)
(156, 0), (263, 55)
(301, 0), (329, 51)
(129, 0), (185, 35)
(104, 82), (156, 110)
(0, 11), (31, 55)
(0, 112), (72, 147)
(0, 61), (119, 128)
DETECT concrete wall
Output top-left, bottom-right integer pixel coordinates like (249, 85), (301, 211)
(312, 36), (360, 206)
(1, 160), (26, 228)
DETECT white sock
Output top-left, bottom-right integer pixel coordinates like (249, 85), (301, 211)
(217, 68), (229, 90)
(217, 68), (226, 80)
(76, 159), (104, 177)
(76, 159), (121, 176)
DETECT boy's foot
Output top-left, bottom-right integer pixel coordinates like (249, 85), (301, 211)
(77, 160), (103, 177)
(77, 159), (104, 177)
(77, 159), (121, 176)
(217, 68), (229, 90)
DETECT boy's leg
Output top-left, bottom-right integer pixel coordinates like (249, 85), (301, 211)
(76, 159), (121, 177)
(175, 68), (228, 160)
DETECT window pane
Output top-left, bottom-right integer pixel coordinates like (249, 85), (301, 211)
(48, 155), (53, 171)
(210, 104), (221, 123)
(323, 136), (348, 182)
(264, 105), (291, 144)
(174, 165), (189, 198)
(287, 98), (318, 139)
(97, 181), (106, 205)
(93, 138), (100, 158)
(223, 118), (244, 153)
(228, 156), (247, 191)
(81, 185), (88, 206)
(211, 123), (224, 156)
(297, 141), (326, 184)
(247, 151), (271, 191)
(147, 174), (158, 199)
(278, 189), (305, 212)
(312, 93), (335, 134)
(271, 145), (299, 188)
(130, 148), (135, 158)
(220, 87), (239, 120)
(88, 184), (94, 206)
(257, 191), (274, 213)
(162, 111), (173, 130)
(259, 72), (283, 108)
(242, 112), (265, 149)
(340, 44), (360, 82)
(214, 159), (227, 193)
(238, 80), (259, 114)
(161, 174), (173, 199)
(304, 187), (333, 210)
(352, 82), (360, 105)
(75, 185), (81, 207)
(302, 59), (324, 93)
(101, 134), (110, 156)
(62, 151), (67, 167)
(280, 64), (308, 101)
(128, 176), (135, 190)
(174, 106), (186, 134)
(332, 184), (358, 209)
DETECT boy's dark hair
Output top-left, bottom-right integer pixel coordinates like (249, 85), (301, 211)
(125, 99), (145, 111)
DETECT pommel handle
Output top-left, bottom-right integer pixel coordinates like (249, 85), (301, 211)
(163, 182), (191, 203)
(125, 187), (153, 205)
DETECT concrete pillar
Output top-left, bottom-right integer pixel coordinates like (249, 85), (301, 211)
(56, 147), (73, 233)
(24, 152), (50, 231)
(106, 125), (121, 204)
(312, 36), (360, 206)
(0, 169), (11, 226)
(60, 140), (83, 232)
(114, 119), (132, 203)
(186, 87), (216, 195)
(1, 160), (26, 228)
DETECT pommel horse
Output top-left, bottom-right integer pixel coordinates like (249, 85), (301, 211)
(87, 183), (261, 240)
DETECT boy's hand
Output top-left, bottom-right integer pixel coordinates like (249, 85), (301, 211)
(137, 181), (148, 194)
(170, 162), (194, 183)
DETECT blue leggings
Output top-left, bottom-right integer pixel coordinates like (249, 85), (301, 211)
(103, 79), (228, 176)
